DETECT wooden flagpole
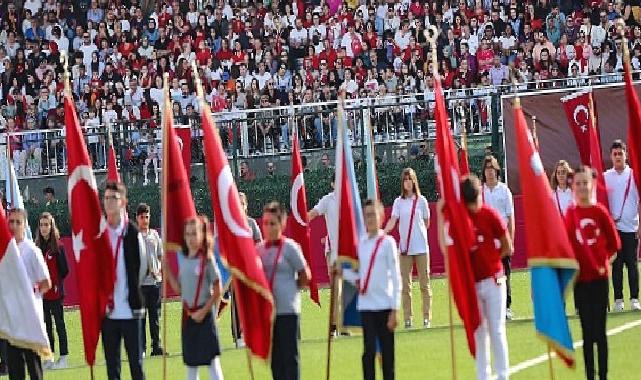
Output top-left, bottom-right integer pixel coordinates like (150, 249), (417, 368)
(547, 343), (556, 380)
(160, 72), (170, 380)
(425, 25), (457, 380)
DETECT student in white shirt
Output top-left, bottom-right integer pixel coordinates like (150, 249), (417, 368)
(481, 156), (515, 320)
(358, 199), (401, 380)
(309, 180), (344, 336)
(7, 208), (51, 380)
(603, 140), (640, 312)
(550, 160), (574, 216)
(383, 168), (432, 328)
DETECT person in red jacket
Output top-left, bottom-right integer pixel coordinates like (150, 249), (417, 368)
(564, 166), (621, 380)
(35, 212), (69, 370)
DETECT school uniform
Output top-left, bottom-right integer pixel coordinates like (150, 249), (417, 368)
(101, 219), (148, 380)
(140, 229), (163, 354)
(468, 205), (509, 380)
(391, 194), (432, 324)
(177, 253), (222, 367)
(565, 203), (621, 380)
(7, 239), (50, 380)
(482, 182), (514, 310)
(258, 238), (307, 380)
(41, 243), (69, 358)
(357, 231), (401, 380)
(603, 166), (640, 303)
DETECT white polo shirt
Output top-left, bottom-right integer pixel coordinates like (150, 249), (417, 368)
(391, 195), (430, 255)
(357, 231), (401, 312)
(313, 192), (338, 263)
(17, 239), (50, 320)
(604, 166), (639, 233)
(483, 182), (514, 225)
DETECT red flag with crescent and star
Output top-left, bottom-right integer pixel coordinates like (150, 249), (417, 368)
(64, 93), (115, 367)
(199, 99), (274, 360)
(560, 90), (609, 208)
(433, 75), (480, 357)
(286, 131), (320, 305)
(162, 89), (196, 251)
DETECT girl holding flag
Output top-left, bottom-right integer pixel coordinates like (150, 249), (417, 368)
(550, 160), (574, 216)
(258, 201), (310, 380)
(164, 216), (224, 380)
(565, 166), (620, 380)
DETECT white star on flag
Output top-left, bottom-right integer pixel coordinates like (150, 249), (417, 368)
(72, 230), (85, 262)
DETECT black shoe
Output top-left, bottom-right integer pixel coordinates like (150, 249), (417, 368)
(151, 347), (167, 357)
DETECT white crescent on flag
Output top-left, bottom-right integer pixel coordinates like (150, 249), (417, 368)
(290, 173), (307, 227)
(68, 165), (98, 210)
(218, 165), (252, 238)
(573, 105), (589, 133)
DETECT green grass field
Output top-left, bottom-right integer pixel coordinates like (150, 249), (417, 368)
(41, 271), (641, 380)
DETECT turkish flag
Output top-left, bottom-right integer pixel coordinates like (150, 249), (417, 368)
(107, 143), (120, 182)
(64, 94), (116, 367)
(286, 133), (320, 305)
(561, 90), (609, 208)
(162, 93), (196, 250)
(561, 91), (593, 165)
(199, 99), (274, 360)
(624, 60), (641, 193)
(433, 76), (480, 357)
(513, 99), (577, 366)
(175, 126), (192, 178)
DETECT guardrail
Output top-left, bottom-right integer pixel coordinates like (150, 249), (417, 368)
(1, 90), (500, 181)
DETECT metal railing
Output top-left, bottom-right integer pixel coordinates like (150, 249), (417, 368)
(1, 90), (500, 180)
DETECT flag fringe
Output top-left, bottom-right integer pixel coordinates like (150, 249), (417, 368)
(0, 330), (53, 360)
(535, 331), (576, 369)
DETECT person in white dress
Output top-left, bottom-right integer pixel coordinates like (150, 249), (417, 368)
(550, 160), (574, 216)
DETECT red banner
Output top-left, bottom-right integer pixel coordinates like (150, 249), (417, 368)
(561, 90), (593, 166)
(174, 126), (192, 178)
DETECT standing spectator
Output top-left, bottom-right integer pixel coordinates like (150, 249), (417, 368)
(101, 182), (147, 380)
(604, 140), (640, 312)
(383, 168), (433, 328)
(43, 187), (57, 207)
(482, 156), (515, 320)
(358, 199), (401, 380)
(550, 160), (574, 216)
(6, 209), (50, 380)
(36, 212), (69, 370)
(258, 202), (310, 380)
(136, 203), (165, 357)
(565, 166), (620, 380)
(488, 55), (508, 86)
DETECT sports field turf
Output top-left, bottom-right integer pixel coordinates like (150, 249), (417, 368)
(41, 270), (641, 379)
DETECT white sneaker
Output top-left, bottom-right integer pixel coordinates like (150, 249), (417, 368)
(423, 319), (431, 328)
(52, 356), (68, 370)
(614, 299), (625, 312)
(43, 359), (54, 370)
(631, 299), (641, 311)
(236, 338), (246, 348)
(506, 308), (514, 320)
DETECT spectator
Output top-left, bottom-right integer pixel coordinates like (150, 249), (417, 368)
(266, 161), (276, 178)
(239, 161), (255, 181)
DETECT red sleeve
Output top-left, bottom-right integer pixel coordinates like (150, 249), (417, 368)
(563, 207), (576, 245)
(598, 204), (622, 256)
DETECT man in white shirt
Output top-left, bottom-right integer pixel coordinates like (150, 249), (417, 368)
(482, 156), (515, 320)
(101, 182), (148, 380)
(604, 140), (640, 311)
(289, 19), (308, 46)
(7, 209), (50, 380)
(125, 78), (144, 108)
(357, 199), (400, 380)
(78, 33), (98, 70)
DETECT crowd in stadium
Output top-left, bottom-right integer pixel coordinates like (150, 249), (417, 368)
(0, 0), (640, 172)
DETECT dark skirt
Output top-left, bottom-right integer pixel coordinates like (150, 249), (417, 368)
(182, 310), (221, 366)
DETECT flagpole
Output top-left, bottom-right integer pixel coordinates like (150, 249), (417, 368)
(160, 72), (170, 380)
(425, 25), (457, 380)
(547, 343), (555, 380)
(326, 100), (346, 380)
(531, 115), (539, 151)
